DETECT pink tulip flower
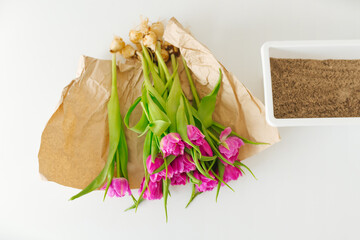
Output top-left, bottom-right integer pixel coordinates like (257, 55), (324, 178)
(171, 153), (196, 175)
(219, 127), (244, 163)
(170, 173), (188, 186)
(146, 155), (174, 182)
(138, 178), (163, 200)
(223, 165), (242, 183)
(160, 133), (185, 157)
(193, 171), (218, 192)
(101, 178), (131, 197)
(187, 125), (213, 156)
(187, 125), (205, 145)
(199, 140), (213, 157)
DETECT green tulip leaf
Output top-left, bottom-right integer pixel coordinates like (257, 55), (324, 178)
(141, 45), (166, 94)
(197, 69), (222, 128)
(212, 121), (269, 145)
(140, 53), (166, 111)
(70, 54), (125, 200)
(119, 125), (128, 179)
(103, 160), (115, 201)
(166, 57), (182, 132)
(151, 135), (159, 163)
(176, 97), (190, 142)
(181, 56), (200, 109)
(152, 155), (176, 174)
(210, 169), (234, 192)
(199, 155), (217, 162)
(125, 197), (144, 212)
(186, 172), (202, 185)
(149, 120), (171, 137)
(215, 161), (225, 202)
(124, 97), (149, 134)
(185, 184), (202, 208)
(143, 131), (153, 169)
(235, 161), (257, 180)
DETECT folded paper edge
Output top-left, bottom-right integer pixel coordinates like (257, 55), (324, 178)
(164, 17), (280, 157)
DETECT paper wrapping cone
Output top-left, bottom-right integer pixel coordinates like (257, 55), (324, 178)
(38, 17), (280, 190)
(164, 18), (280, 160)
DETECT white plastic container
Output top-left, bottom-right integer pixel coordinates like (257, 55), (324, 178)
(261, 40), (360, 127)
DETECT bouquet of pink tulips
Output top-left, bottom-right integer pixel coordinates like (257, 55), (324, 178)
(69, 18), (262, 221)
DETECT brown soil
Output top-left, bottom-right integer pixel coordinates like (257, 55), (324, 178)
(270, 58), (360, 118)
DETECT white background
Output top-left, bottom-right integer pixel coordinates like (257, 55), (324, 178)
(1, 0), (360, 239)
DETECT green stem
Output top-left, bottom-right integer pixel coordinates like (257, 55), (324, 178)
(136, 175), (150, 212)
(163, 178), (170, 222)
(191, 148), (214, 180)
(164, 156), (168, 179)
(112, 53), (121, 179)
(155, 49), (171, 81)
(207, 130), (220, 145)
(116, 151), (121, 177)
(156, 41), (166, 85)
(207, 159), (216, 172)
(182, 55), (200, 109)
(112, 53), (117, 89)
(130, 194), (137, 203)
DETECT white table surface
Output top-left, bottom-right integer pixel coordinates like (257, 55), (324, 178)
(1, 0), (360, 239)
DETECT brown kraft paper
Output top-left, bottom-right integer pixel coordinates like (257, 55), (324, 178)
(38, 17), (280, 190)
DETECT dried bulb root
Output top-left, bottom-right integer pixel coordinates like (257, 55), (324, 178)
(143, 31), (157, 51)
(129, 30), (143, 44)
(150, 22), (164, 40)
(163, 41), (180, 57)
(135, 51), (142, 61)
(135, 43), (142, 51)
(140, 17), (150, 34)
(121, 45), (136, 58)
(110, 17), (179, 62)
(160, 49), (169, 62)
(110, 36), (125, 53)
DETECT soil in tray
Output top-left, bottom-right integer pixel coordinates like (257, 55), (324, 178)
(270, 58), (360, 119)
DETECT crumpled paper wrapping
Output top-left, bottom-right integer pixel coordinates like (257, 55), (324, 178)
(38, 17), (280, 190)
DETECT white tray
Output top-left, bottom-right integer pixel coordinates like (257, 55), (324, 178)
(261, 40), (360, 127)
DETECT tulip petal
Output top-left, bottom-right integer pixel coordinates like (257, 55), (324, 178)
(219, 127), (232, 142)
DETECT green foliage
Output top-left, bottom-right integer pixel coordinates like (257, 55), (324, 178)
(197, 70), (222, 128)
(70, 54), (128, 201)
